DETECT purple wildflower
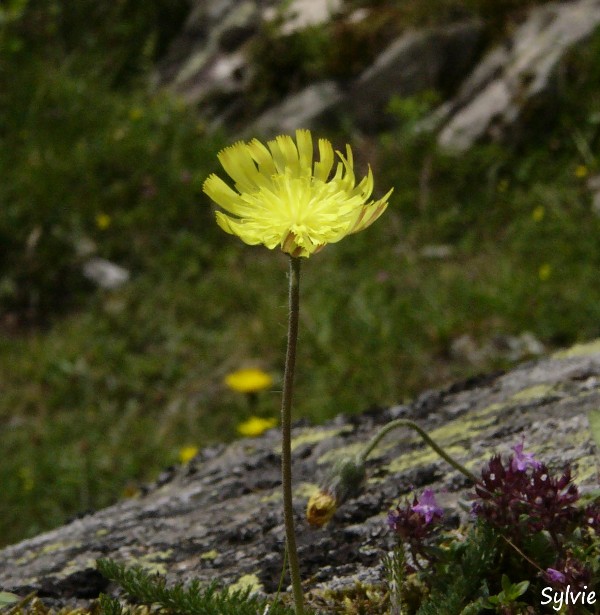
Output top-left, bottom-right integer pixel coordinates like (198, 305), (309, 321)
(411, 488), (444, 524)
(543, 555), (592, 588)
(388, 489), (444, 569)
(510, 440), (541, 472)
(545, 568), (566, 584)
(472, 454), (580, 542)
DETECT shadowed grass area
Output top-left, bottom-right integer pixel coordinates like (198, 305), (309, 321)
(1, 1), (600, 548)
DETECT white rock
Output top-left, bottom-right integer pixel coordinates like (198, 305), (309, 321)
(438, 0), (600, 150)
(249, 80), (343, 137)
(264, 0), (342, 35)
(82, 258), (130, 290)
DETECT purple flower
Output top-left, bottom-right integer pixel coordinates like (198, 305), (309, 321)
(510, 440), (541, 472)
(543, 556), (592, 588)
(473, 453), (580, 540)
(411, 488), (443, 524)
(545, 568), (566, 584)
(388, 489), (444, 569)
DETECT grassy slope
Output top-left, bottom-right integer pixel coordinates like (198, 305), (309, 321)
(1, 1), (599, 547)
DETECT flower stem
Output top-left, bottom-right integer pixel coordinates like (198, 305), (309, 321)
(281, 256), (304, 614)
(358, 418), (479, 484)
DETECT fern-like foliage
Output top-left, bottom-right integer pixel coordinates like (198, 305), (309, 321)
(97, 593), (127, 615)
(96, 558), (297, 615)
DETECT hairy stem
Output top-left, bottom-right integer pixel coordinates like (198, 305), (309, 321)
(359, 418), (479, 484)
(281, 256), (304, 614)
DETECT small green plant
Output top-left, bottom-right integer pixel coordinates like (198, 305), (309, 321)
(481, 575), (529, 613)
(96, 558), (297, 615)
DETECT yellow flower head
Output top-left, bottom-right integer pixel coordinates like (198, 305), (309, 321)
(203, 129), (392, 257)
(237, 416), (278, 437)
(224, 367), (273, 394)
(95, 212), (111, 230)
(178, 445), (199, 464)
(306, 489), (337, 527)
(539, 263), (552, 281)
(532, 206), (545, 222)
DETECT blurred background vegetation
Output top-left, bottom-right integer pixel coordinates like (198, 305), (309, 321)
(1, 0), (599, 547)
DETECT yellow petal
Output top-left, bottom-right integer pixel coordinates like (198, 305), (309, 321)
(314, 138), (334, 182)
(237, 416), (278, 437)
(295, 129), (314, 175)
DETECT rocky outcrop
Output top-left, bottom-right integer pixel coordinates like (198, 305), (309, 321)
(155, 0), (483, 135)
(248, 80), (343, 138)
(153, 0), (344, 122)
(155, 0), (600, 143)
(436, 0), (600, 150)
(348, 19), (483, 132)
(1, 340), (599, 607)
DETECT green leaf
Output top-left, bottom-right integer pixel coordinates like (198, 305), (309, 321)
(510, 580), (529, 599)
(0, 592), (21, 607)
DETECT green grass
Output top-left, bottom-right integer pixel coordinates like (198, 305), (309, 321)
(1, 1), (600, 550)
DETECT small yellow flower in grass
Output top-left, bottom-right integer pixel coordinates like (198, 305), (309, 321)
(539, 263), (552, 281)
(532, 206), (545, 222)
(575, 165), (589, 178)
(179, 445), (199, 464)
(224, 367), (273, 394)
(203, 129), (393, 258)
(237, 416), (277, 437)
(122, 481), (141, 498)
(129, 107), (144, 122)
(18, 466), (34, 492)
(95, 212), (111, 230)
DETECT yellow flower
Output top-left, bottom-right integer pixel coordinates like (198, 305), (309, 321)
(203, 129), (392, 258)
(237, 416), (277, 437)
(539, 263), (552, 281)
(575, 165), (588, 178)
(178, 445), (199, 464)
(224, 367), (273, 394)
(129, 107), (144, 121)
(306, 490), (337, 527)
(95, 212), (111, 230)
(532, 206), (545, 222)
(18, 466), (34, 492)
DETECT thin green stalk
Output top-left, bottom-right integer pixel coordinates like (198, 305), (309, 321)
(281, 256), (304, 615)
(359, 418), (479, 484)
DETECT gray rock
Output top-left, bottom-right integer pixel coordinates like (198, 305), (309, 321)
(154, 0), (259, 103)
(1, 339), (600, 606)
(264, 0), (343, 35)
(450, 331), (546, 365)
(349, 19), (483, 132)
(247, 80), (343, 138)
(82, 258), (130, 290)
(156, 3), (483, 134)
(155, 0), (342, 108)
(437, 0), (600, 150)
